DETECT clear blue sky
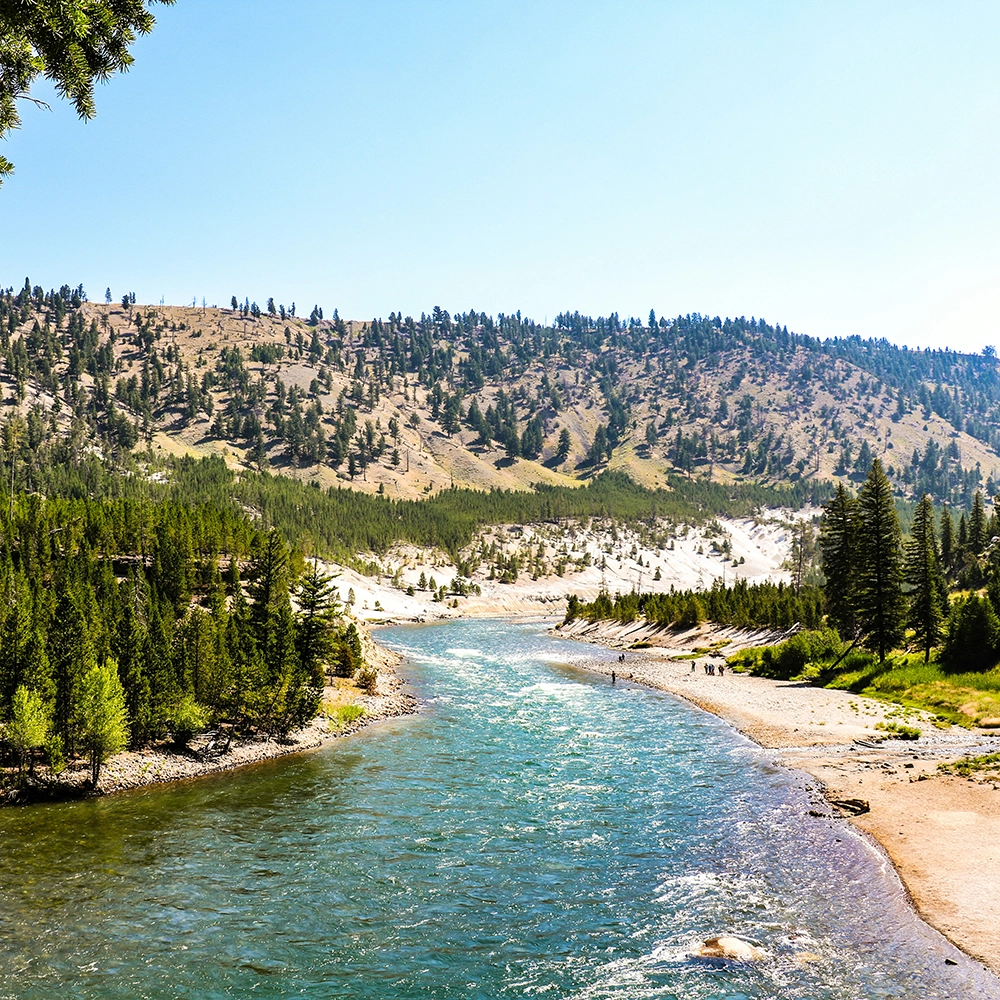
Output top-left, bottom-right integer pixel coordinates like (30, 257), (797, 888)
(1, 1), (999, 352)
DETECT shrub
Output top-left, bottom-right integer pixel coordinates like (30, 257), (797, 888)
(943, 594), (1000, 672)
(876, 721), (921, 740)
(726, 647), (765, 672)
(355, 665), (379, 694)
(170, 695), (210, 747)
(754, 628), (843, 680)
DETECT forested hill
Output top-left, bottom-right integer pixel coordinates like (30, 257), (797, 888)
(2, 279), (999, 510)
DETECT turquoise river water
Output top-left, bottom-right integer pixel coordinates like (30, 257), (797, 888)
(0, 619), (996, 999)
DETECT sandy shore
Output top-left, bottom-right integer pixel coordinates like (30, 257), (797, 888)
(4, 639), (417, 805)
(555, 619), (1000, 976)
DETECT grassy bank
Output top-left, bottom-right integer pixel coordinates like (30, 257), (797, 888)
(729, 635), (1000, 728)
(826, 655), (1000, 728)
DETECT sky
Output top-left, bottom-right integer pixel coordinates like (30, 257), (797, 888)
(1, 1), (999, 352)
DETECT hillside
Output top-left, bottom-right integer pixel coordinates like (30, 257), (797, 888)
(2, 280), (999, 509)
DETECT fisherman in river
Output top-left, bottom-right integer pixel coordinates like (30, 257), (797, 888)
(612, 670), (616, 685)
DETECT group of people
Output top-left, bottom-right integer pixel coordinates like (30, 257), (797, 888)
(611, 653), (629, 686)
(692, 660), (725, 676)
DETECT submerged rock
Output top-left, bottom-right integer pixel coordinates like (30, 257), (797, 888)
(696, 936), (767, 961)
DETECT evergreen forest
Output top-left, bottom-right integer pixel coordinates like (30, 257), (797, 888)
(7, 276), (1000, 783)
(3, 281), (1000, 509)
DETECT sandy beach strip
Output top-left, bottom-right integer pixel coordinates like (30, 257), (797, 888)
(555, 619), (1000, 976)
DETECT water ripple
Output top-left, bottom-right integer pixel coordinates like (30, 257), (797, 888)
(0, 618), (994, 999)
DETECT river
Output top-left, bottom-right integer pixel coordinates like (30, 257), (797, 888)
(0, 619), (995, 999)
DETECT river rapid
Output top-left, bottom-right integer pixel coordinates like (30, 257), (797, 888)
(0, 618), (995, 999)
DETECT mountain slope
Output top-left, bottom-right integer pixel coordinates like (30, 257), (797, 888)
(2, 281), (998, 508)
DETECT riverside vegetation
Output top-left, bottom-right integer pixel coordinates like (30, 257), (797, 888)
(569, 458), (1000, 729)
(0, 448), (823, 797)
(0, 479), (374, 794)
(8, 277), (1000, 791)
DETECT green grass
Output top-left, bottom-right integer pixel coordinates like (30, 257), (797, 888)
(327, 703), (366, 730)
(875, 721), (921, 739)
(825, 653), (1000, 727)
(938, 752), (1000, 777)
(725, 630), (1000, 727)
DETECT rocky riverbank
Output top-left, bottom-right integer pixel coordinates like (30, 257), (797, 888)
(2, 638), (416, 805)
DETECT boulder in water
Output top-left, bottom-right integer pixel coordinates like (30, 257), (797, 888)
(696, 936), (766, 961)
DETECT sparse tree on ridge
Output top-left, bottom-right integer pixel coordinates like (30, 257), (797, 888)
(555, 428), (571, 465)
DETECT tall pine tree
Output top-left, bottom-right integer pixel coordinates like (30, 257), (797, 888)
(820, 482), (860, 640)
(970, 491), (987, 555)
(940, 506), (954, 575)
(856, 459), (905, 662)
(905, 494), (947, 662)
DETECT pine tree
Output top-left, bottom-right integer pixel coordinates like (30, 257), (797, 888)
(248, 529), (288, 633)
(115, 576), (152, 746)
(555, 428), (571, 465)
(295, 560), (340, 681)
(970, 491), (987, 555)
(820, 482), (860, 640)
(48, 584), (94, 755)
(856, 459), (905, 662)
(644, 420), (657, 450)
(226, 583), (267, 731)
(940, 507), (954, 573)
(587, 425), (608, 467)
(905, 494), (947, 662)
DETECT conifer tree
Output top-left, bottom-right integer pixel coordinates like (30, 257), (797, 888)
(115, 577), (152, 745)
(144, 597), (177, 736)
(295, 561), (340, 681)
(940, 506), (954, 573)
(820, 482), (860, 640)
(226, 581), (267, 731)
(555, 428), (571, 465)
(856, 459), (905, 662)
(970, 491), (987, 555)
(905, 494), (947, 662)
(48, 584), (94, 754)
